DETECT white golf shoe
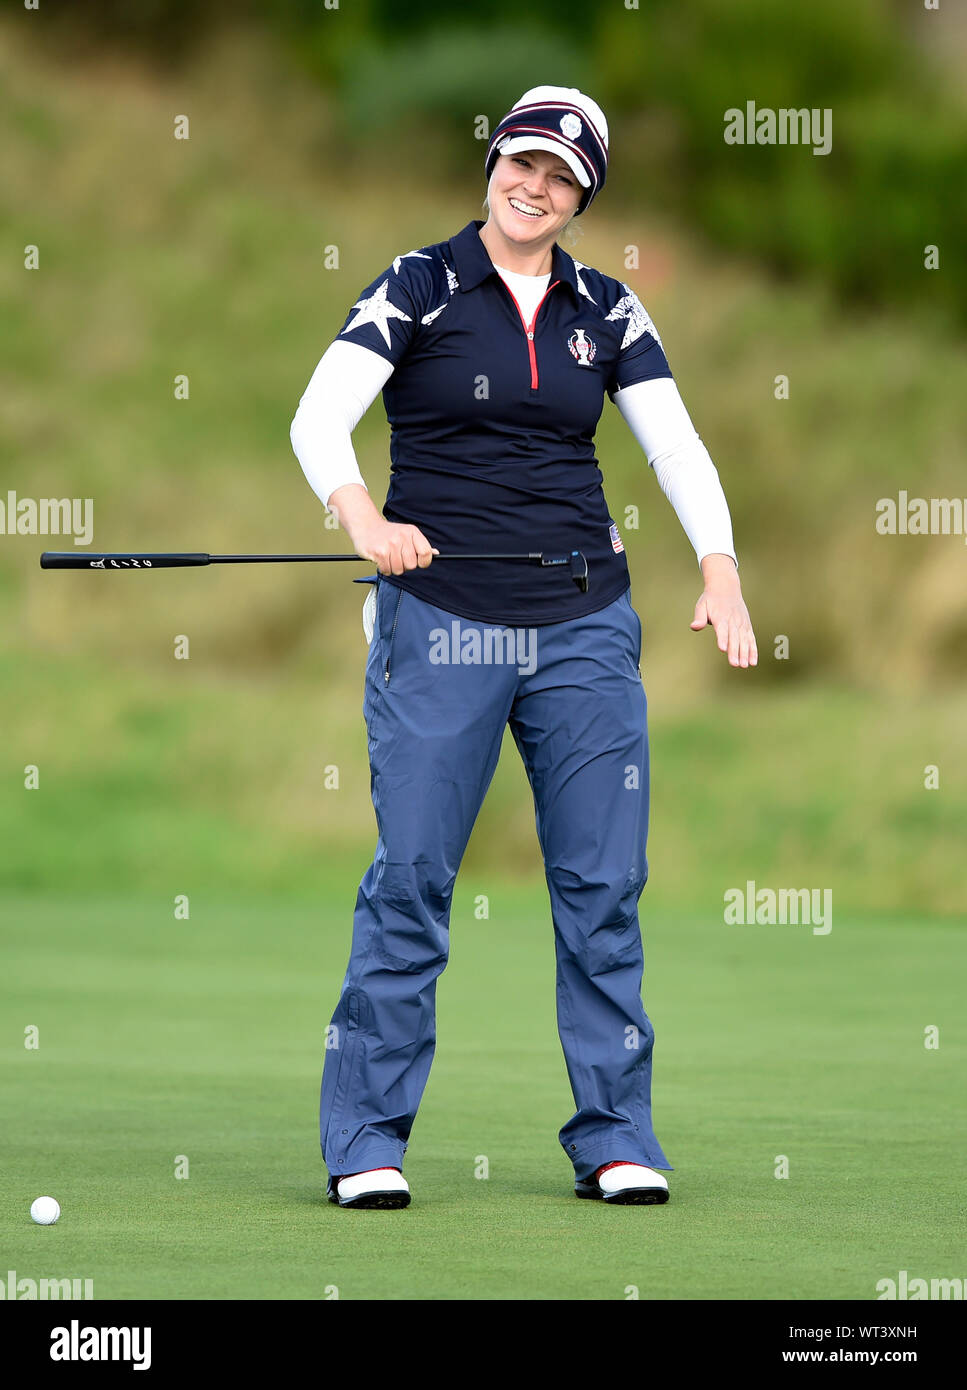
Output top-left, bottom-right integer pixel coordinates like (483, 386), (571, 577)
(574, 1161), (669, 1205)
(329, 1167), (411, 1210)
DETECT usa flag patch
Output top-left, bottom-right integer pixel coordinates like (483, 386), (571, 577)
(609, 522), (624, 554)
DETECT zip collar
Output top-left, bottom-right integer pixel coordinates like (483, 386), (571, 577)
(448, 219), (581, 304)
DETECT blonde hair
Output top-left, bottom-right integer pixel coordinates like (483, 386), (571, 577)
(480, 194), (584, 252)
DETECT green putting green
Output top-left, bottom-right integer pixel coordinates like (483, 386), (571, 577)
(2, 891), (961, 1300)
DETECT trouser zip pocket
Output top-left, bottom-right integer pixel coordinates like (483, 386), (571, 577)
(381, 582), (404, 685)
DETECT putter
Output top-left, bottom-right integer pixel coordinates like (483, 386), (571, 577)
(39, 549), (590, 592)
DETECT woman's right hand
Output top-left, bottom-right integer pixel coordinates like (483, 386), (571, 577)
(327, 484), (438, 574)
(354, 518), (437, 575)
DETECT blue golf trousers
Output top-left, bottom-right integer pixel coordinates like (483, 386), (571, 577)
(320, 576), (673, 1193)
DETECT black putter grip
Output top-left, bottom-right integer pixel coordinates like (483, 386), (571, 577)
(40, 552), (210, 570)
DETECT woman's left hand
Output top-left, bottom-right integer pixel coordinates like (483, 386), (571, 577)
(690, 554), (757, 668)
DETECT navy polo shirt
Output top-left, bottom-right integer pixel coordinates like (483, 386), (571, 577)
(335, 218), (674, 626)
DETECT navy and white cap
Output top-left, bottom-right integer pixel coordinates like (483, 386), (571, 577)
(485, 85), (610, 215)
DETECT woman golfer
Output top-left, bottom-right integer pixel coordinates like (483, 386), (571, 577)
(290, 85), (756, 1209)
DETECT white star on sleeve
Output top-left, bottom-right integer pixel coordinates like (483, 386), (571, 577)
(340, 279), (412, 350)
(392, 250), (432, 275)
(572, 260), (598, 305)
(421, 257), (460, 325)
(605, 284), (664, 351)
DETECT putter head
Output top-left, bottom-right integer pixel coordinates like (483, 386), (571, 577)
(570, 550), (589, 593)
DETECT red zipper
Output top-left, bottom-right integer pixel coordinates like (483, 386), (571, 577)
(499, 279), (560, 390)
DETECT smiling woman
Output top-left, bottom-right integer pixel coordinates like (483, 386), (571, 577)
(479, 149), (582, 273)
(288, 81), (756, 1214)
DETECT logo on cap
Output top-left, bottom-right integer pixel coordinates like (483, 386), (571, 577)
(560, 112), (582, 141)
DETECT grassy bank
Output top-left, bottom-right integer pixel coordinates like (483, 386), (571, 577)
(1, 21), (965, 916)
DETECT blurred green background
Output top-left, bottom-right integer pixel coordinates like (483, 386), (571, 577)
(2, 0), (966, 1305)
(1, 0), (964, 914)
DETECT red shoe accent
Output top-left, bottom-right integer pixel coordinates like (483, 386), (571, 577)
(593, 1161), (639, 1182)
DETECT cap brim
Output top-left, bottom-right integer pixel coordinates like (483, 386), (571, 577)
(496, 135), (591, 189)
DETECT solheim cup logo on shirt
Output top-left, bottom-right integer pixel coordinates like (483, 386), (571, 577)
(560, 112), (582, 140)
(568, 328), (596, 366)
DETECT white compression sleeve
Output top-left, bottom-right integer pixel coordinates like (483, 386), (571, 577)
(612, 377), (738, 569)
(289, 340), (395, 510)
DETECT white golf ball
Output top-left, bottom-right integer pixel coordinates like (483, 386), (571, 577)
(30, 1196), (60, 1225)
